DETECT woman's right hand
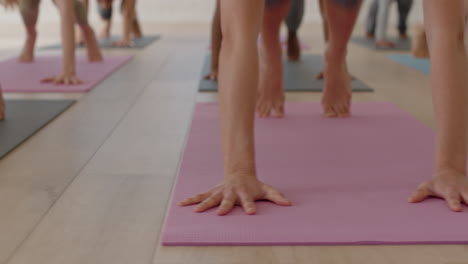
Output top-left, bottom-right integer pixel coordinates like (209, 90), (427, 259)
(178, 175), (292, 216)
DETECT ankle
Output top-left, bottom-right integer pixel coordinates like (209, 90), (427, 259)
(324, 47), (347, 65)
(288, 31), (297, 38)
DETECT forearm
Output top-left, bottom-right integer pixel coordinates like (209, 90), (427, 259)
(218, 0), (263, 177)
(56, 0), (76, 75)
(424, 0), (468, 174)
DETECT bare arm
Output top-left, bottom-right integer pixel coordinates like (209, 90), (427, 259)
(409, 0), (468, 212)
(179, 0), (291, 215)
(58, 0), (76, 77)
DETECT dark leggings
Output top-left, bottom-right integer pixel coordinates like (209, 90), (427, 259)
(98, 0), (126, 20)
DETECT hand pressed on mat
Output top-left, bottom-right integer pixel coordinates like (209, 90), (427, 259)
(178, 175), (291, 216)
(41, 73), (84, 85)
(409, 169), (468, 212)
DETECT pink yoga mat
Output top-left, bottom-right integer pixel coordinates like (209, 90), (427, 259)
(162, 102), (468, 246)
(0, 55), (132, 93)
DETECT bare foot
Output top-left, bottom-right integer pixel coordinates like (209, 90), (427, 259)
(399, 33), (409, 40)
(365, 32), (375, 40)
(322, 53), (351, 118)
(112, 39), (133, 47)
(18, 52), (34, 63)
(316, 71), (355, 81)
(287, 31), (301, 61)
(18, 34), (36, 63)
(87, 48), (103, 62)
(376, 40), (396, 49)
(132, 20), (143, 39)
(203, 69), (218, 81)
(76, 28), (85, 47)
(256, 78), (285, 118)
(100, 29), (110, 39)
(0, 88), (5, 121)
(41, 73), (84, 85)
(315, 71), (324, 80)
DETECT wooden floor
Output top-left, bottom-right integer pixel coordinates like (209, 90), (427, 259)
(0, 23), (467, 264)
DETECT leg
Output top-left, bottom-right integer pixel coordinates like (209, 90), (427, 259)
(204, 0), (222, 81)
(131, 12), (143, 38)
(113, 0), (136, 46)
(18, 0), (40, 62)
(365, 0), (378, 38)
(322, 0), (362, 117)
(375, 0), (395, 48)
(42, 0), (83, 84)
(411, 23), (429, 58)
(257, 0), (291, 118)
(285, 0), (304, 61)
(98, 0), (113, 39)
(396, 0), (413, 39)
(318, 0), (329, 42)
(408, 0), (468, 212)
(315, 0), (328, 80)
(75, 0), (103, 62)
(75, 0), (88, 45)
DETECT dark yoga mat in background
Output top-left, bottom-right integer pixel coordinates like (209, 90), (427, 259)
(351, 36), (412, 51)
(42, 35), (161, 50)
(0, 100), (75, 159)
(199, 54), (373, 92)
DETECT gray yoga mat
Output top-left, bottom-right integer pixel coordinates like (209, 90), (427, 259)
(351, 36), (411, 51)
(199, 54), (373, 92)
(0, 100), (75, 159)
(42, 35), (161, 50)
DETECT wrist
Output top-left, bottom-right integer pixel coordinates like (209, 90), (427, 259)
(224, 164), (256, 180)
(62, 68), (76, 76)
(436, 153), (467, 176)
(434, 166), (467, 179)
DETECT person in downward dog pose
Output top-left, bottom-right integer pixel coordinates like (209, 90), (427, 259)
(16, 0), (102, 64)
(96, 0), (143, 47)
(1, 0), (103, 84)
(180, 0), (468, 215)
